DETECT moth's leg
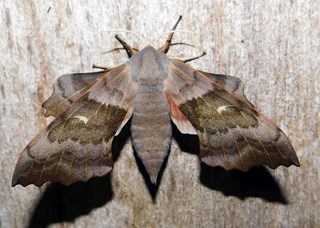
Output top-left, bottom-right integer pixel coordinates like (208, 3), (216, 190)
(159, 15), (182, 53)
(92, 47), (126, 70)
(115, 34), (137, 57)
(92, 64), (110, 71)
(168, 42), (206, 62)
(92, 62), (125, 71)
(92, 33), (140, 70)
(105, 47), (129, 54)
(92, 46), (140, 70)
(175, 50), (206, 63)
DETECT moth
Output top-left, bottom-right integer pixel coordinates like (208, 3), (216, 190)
(12, 16), (299, 187)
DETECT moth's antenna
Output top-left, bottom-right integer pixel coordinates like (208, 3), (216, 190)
(92, 32), (139, 69)
(92, 64), (110, 71)
(115, 34), (138, 57)
(103, 47), (140, 54)
(159, 15), (182, 53)
(106, 29), (145, 57)
(106, 29), (144, 43)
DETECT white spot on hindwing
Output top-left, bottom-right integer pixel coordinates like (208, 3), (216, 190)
(217, 105), (232, 114)
(74, 115), (89, 124)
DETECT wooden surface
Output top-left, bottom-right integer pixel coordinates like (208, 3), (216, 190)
(1, 1), (319, 227)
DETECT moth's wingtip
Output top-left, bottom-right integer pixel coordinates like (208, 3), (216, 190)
(292, 155), (301, 167)
(291, 159), (300, 167)
(11, 172), (20, 187)
(11, 179), (18, 187)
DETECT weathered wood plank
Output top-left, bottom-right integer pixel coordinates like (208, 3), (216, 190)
(1, 0), (318, 227)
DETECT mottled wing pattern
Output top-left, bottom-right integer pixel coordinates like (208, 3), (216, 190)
(12, 64), (137, 186)
(165, 60), (300, 171)
(43, 71), (109, 118)
(198, 71), (253, 107)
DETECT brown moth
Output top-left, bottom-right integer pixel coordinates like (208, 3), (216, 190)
(12, 16), (299, 187)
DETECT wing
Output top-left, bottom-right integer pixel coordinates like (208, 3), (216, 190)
(198, 71), (253, 107)
(165, 60), (300, 171)
(42, 70), (109, 118)
(12, 64), (137, 186)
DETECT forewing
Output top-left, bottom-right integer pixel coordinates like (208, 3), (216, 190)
(12, 64), (137, 186)
(165, 60), (299, 171)
(43, 71), (109, 118)
(199, 71), (253, 107)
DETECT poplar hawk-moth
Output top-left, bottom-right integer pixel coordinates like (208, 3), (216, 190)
(12, 16), (299, 186)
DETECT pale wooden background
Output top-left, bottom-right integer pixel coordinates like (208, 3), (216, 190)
(0, 1), (319, 227)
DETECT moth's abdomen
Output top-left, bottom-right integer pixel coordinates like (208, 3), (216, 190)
(131, 91), (172, 184)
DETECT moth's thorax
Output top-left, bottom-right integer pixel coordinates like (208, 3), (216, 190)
(129, 46), (169, 84)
